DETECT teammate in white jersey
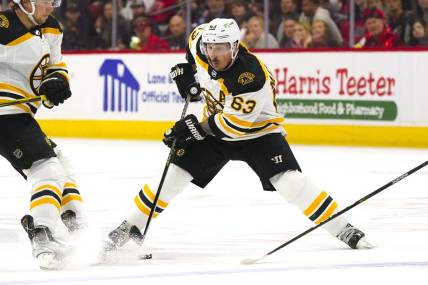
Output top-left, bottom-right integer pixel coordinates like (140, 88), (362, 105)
(103, 18), (371, 255)
(0, 0), (86, 269)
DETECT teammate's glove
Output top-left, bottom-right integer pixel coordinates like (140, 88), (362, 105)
(39, 73), (72, 107)
(170, 63), (202, 102)
(163, 114), (206, 148)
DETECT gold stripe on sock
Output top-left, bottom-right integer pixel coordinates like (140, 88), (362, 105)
(303, 191), (328, 217)
(143, 184), (169, 208)
(30, 197), (61, 211)
(32, 184), (62, 198)
(134, 195), (158, 218)
(64, 182), (78, 189)
(61, 194), (83, 206)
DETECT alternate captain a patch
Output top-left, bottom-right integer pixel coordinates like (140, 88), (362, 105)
(238, 72), (255, 86)
(0, 14), (10, 29)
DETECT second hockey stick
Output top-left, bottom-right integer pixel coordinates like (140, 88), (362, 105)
(241, 160), (428, 265)
(0, 95), (47, 108)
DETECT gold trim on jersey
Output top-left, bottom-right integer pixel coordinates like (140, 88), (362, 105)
(6, 32), (33, 46)
(47, 62), (68, 69)
(216, 114), (244, 137)
(195, 53), (209, 71)
(0, 83), (34, 99)
(217, 78), (229, 95)
(251, 53), (269, 82)
(41, 27), (61, 35)
(222, 113), (285, 129)
(217, 113), (286, 138)
(0, 83), (41, 112)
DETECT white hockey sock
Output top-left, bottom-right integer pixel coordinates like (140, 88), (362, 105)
(61, 180), (86, 225)
(54, 146), (87, 226)
(127, 164), (193, 230)
(270, 171), (348, 237)
(24, 158), (67, 230)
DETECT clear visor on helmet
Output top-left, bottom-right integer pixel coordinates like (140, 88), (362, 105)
(34, 0), (62, 8)
(201, 42), (232, 57)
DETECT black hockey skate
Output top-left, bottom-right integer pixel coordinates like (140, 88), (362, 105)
(101, 221), (144, 258)
(61, 210), (88, 234)
(336, 223), (373, 249)
(102, 220), (144, 253)
(21, 215), (70, 270)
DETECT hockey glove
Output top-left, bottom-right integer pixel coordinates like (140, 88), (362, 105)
(170, 63), (202, 102)
(163, 114), (206, 148)
(39, 73), (72, 106)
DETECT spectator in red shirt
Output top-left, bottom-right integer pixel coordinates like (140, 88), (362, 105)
(356, 8), (401, 48)
(130, 15), (170, 51)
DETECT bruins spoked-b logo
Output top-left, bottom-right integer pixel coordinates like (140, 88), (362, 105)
(238, 72), (255, 86)
(0, 15), (10, 29)
(30, 54), (50, 95)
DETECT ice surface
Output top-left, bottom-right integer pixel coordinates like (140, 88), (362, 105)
(1, 139), (427, 285)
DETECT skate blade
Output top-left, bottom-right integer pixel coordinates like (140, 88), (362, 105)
(37, 252), (64, 270)
(356, 237), (375, 249)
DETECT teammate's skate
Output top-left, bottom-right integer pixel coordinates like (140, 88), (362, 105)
(61, 210), (88, 234)
(21, 215), (70, 270)
(337, 223), (373, 249)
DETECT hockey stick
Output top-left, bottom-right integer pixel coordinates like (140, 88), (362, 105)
(0, 95), (47, 108)
(241, 160), (428, 265)
(141, 96), (191, 242)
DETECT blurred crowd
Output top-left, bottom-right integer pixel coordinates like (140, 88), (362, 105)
(1, 0), (428, 50)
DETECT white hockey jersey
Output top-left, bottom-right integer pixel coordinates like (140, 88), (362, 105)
(0, 9), (68, 116)
(186, 25), (286, 141)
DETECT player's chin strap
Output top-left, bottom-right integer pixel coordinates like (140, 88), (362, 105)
(18, 1), (39, 26)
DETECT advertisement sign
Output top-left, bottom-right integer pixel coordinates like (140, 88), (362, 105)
(36, 51), (428, 146)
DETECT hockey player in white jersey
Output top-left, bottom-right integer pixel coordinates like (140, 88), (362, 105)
(0, 0), (87, 269)
(103, 18), (372, 255)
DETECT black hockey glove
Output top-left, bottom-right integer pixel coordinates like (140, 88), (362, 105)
(39, 73), (72, 106)
(170, 63), (202, 102)
(163, 114), (206, 148)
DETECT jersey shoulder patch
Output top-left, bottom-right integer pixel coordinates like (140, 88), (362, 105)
(0, 10), (29, 45)
(0, 13), (10, 29)
(222, 49), (266, 96)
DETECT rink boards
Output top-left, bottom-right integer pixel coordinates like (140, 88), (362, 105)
(36, 50), (428, 147)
